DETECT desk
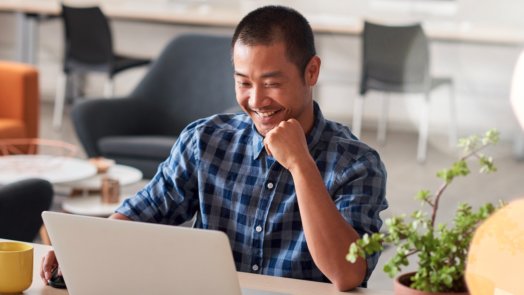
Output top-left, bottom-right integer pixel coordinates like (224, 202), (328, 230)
(1, 239), (391, 295)
(2, 0), (524, 64)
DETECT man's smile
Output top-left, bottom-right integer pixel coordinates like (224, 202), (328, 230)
(254, 109), (282, 118)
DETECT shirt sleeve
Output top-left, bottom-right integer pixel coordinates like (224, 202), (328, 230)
(332, 149), (388, 284)
(115, 123), (201, 225)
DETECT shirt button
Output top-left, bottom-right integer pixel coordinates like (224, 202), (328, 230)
(267, 182), (274, 190)
(252, 264), (259, 271)
(255, 225), (262, 232)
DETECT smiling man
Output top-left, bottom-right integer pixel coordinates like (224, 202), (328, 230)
(42, 6), (387, 291)
(229, 8), (387, 290)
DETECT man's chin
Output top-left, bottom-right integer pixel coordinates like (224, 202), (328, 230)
(255, 124), (276, 137)
(251, 114), (289, 136)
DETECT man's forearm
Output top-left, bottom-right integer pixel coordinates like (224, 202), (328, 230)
(109, 213), (131, 221)
(289, 157), (367, 291)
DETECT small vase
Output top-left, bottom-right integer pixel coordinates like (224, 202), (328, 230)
(394, 272), (469, 295)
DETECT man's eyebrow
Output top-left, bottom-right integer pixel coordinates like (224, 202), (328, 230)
(234, 71), (248, 77)
(261, 71), (283, 78)
(234, 71), (283, 78)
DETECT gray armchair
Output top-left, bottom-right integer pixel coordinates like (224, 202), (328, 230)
(72, 34), (238, 178)
(0, 178), (53, 242)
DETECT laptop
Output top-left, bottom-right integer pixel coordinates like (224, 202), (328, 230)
(42, 211), (287, 295)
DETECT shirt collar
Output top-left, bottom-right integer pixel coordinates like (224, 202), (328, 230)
(252, 124), (265, 160)
(251, 101), (326, 160)
(306, 102), (326, 151)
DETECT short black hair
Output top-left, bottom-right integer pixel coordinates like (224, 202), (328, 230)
(232, 5), (316, 75)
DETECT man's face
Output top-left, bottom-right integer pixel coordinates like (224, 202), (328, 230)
(232, 41), (320, 136)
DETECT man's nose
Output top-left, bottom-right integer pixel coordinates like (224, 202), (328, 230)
(249, 86), (270, 108)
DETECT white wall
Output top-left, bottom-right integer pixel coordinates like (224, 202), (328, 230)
(1, 0), (523, 143)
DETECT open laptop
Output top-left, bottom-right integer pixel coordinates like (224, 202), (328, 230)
(42, 211), (287, 295)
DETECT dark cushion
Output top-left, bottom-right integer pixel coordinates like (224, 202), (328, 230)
(98, 136), (175, 160)
(0, 178), (53, 242)
(106, 157), (165, 180)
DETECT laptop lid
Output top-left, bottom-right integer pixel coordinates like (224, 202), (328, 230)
(42, 211), (243, 295)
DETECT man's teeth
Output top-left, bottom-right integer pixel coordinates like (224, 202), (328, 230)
(258, 111), (277, 117)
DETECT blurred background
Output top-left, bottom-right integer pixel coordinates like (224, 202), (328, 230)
(1, 0), (523, 290)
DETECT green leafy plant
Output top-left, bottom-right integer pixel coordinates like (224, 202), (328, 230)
(347, 129), (502, 292)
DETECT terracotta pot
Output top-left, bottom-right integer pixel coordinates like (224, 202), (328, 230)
(394, 272), (469, 295)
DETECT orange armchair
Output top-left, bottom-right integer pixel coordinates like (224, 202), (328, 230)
(0, 61), (39, 140)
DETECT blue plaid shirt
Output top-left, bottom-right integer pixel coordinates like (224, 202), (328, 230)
(116, 103), (388, 285)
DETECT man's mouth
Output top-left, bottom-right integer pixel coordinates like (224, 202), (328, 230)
(256, 110), (280, 118)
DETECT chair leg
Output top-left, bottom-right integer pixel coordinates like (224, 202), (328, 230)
(353, 95), (365, 138)
(448, 81), (458, 148)
(66, 72), (75, 102)
(69, 73), (82, 102)
(377, 93), (389, 145)
(53, 72), (68, 130)
(104, 77), (114, 98)
(74, 73), (87, 98)
(514, 129), (524, 160)
(417, 94), (431, 163)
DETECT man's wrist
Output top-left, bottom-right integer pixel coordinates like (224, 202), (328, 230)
(288, 154), (316, 175)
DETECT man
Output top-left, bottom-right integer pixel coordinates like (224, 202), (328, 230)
(42, 6), (387, 291)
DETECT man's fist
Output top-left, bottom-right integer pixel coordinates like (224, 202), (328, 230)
(263, 119), (311, 171)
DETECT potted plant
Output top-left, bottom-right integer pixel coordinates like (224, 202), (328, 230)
(347, 129), (502, 294)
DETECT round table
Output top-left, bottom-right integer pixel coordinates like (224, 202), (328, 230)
(61, 195), (130, 216)
(0, 155), (97, 184)
(64, 164), (143, 189)
(60, 164), (143, 216)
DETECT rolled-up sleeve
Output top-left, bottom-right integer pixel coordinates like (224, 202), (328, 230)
(116, 124), (201, 225)
(333, 149), (388, 283)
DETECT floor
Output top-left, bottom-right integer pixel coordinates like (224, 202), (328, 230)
(39, 98), (524, 291)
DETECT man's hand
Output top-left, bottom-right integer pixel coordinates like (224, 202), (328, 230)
(263, 119), (312, 171)
(39, 213), (130, 285)
(40, 250), (59, 284)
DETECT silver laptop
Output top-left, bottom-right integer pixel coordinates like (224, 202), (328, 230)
(42, 211), (287, 295)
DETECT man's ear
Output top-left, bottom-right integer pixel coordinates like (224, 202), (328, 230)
(305, 56), (321, 86)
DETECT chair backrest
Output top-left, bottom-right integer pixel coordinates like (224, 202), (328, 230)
(131, 34), (237, 135)
(61, 4), (113, 67)
(0, 178), (53, 242)
(360, 21), (430, 94)
(0, 61), (39, 140)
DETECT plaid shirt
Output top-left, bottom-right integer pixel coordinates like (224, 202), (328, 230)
(116, 103), (388, 285)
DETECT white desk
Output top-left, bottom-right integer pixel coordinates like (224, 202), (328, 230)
(1, 239), (391, 295)
(2, 0), (524, 64)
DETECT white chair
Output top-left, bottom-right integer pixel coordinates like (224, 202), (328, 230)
(510, 50), (524, 159)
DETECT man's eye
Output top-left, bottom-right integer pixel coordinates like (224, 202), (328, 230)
(264, 82), (280, 88)
(237, 81), (251, 88)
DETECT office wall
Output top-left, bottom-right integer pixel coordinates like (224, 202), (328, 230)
(0, 0), (523, 143)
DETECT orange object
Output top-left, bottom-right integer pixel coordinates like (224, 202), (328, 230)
(466, 199), (524, 295)
(0, 61), (39, 141)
